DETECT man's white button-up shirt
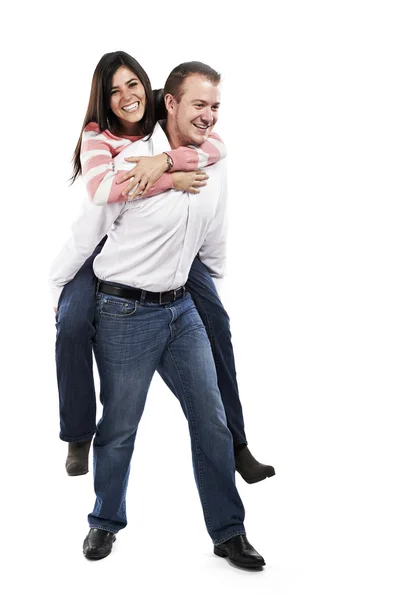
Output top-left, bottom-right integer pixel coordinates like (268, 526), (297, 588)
(49, 122), (227, 307)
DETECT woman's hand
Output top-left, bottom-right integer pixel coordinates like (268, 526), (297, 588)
(116, 154), (171, 201)
(171, 170), (209, 194)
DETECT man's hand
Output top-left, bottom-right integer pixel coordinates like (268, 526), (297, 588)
(116, 154), (171, 201)
(171, 170), (209, 194)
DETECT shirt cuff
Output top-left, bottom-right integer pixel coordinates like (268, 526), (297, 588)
(211, 277), (224, 297)
(51, 286), (64, 309)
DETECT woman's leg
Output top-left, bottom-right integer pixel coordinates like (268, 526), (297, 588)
(186, 257), (246, 446)
(55, 240), (105, 474)
(186, 257), (275, 482)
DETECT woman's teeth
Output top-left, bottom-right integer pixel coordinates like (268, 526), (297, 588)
(123, 102), (139, 112)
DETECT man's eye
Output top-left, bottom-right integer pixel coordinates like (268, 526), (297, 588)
(195, 104), (203, 108)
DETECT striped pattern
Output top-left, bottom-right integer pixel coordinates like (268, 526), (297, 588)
(81, 123), (141, 206)
(81, 122), (226, 206)
(167, 132), (226, 171)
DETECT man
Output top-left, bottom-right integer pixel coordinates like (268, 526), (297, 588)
(51, 60), (266, 569)
(59, 80), (275, 487)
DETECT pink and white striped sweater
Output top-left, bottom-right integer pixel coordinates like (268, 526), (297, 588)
(81, 122), (226, 205)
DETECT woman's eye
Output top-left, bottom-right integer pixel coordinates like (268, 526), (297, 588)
(129, 82), (138, 88)
(111, 90), (118, 96)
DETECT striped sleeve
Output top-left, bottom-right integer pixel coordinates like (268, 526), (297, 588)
(144, 173), (174, 198)
(165, 131), (226, 171)
(81, 123), (139, 206)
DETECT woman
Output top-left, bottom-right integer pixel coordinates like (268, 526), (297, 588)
(50, 51), (267, 567)
(55, 50), (274, 487)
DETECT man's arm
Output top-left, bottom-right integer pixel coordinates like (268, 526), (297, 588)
(49, 199), (123, 308)
(198, 162), (228, 294)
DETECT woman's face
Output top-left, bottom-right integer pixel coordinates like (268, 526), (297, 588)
(110, 66), (146, 134)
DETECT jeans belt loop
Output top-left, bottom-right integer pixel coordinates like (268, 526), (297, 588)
(95, 279), (100, 294)
(140, 290), (146, 304)
(159, 291), (163, 304)
(173, 289), (177, 302)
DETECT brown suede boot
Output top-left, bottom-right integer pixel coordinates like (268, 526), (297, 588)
(235, 446), (275, 484)
(65, 440), (92, 476)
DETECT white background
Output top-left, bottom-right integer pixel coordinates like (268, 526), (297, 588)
(1, 1), (399, 598)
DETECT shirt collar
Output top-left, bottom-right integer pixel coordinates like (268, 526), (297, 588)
(150, 120), (172, 155)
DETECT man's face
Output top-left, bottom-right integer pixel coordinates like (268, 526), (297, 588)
(168, 75), (220, 146)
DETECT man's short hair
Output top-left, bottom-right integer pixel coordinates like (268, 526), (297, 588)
(164, 61), (221, 102)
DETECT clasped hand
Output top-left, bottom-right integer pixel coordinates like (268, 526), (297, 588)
(116, 154), (208, 200)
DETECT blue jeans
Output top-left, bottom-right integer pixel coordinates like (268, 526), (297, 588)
(89, 291), (246, 544)
(56, 244), (247, 446)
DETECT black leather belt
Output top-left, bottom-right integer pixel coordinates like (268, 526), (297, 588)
(98, 281), (186, 305)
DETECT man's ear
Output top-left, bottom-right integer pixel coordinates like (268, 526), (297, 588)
(164, 93), (176, 115)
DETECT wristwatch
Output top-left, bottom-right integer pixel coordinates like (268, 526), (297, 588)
(164, 153), (173, 172)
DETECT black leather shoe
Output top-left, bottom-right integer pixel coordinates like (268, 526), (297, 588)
(235, 446), (275, 484)
(214, 534), (265, 569)
(65, 440), (92, 476)
(83, 528), (116, 560)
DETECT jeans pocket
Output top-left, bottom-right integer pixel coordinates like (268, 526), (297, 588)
(99, 294), (137, 318)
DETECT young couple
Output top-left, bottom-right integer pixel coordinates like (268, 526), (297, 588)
(50, 51), (275, 569)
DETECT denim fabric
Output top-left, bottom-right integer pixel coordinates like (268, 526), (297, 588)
(56, 245), (246, 446)
(88, 292), (246, 543)
(55, 241), (104, 442)
(186, 258), (247, 446)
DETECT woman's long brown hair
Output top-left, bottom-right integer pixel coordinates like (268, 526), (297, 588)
(71, 51), (155, 184)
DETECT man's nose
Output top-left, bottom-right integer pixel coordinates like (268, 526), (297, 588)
(200, 107), (213, 124)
